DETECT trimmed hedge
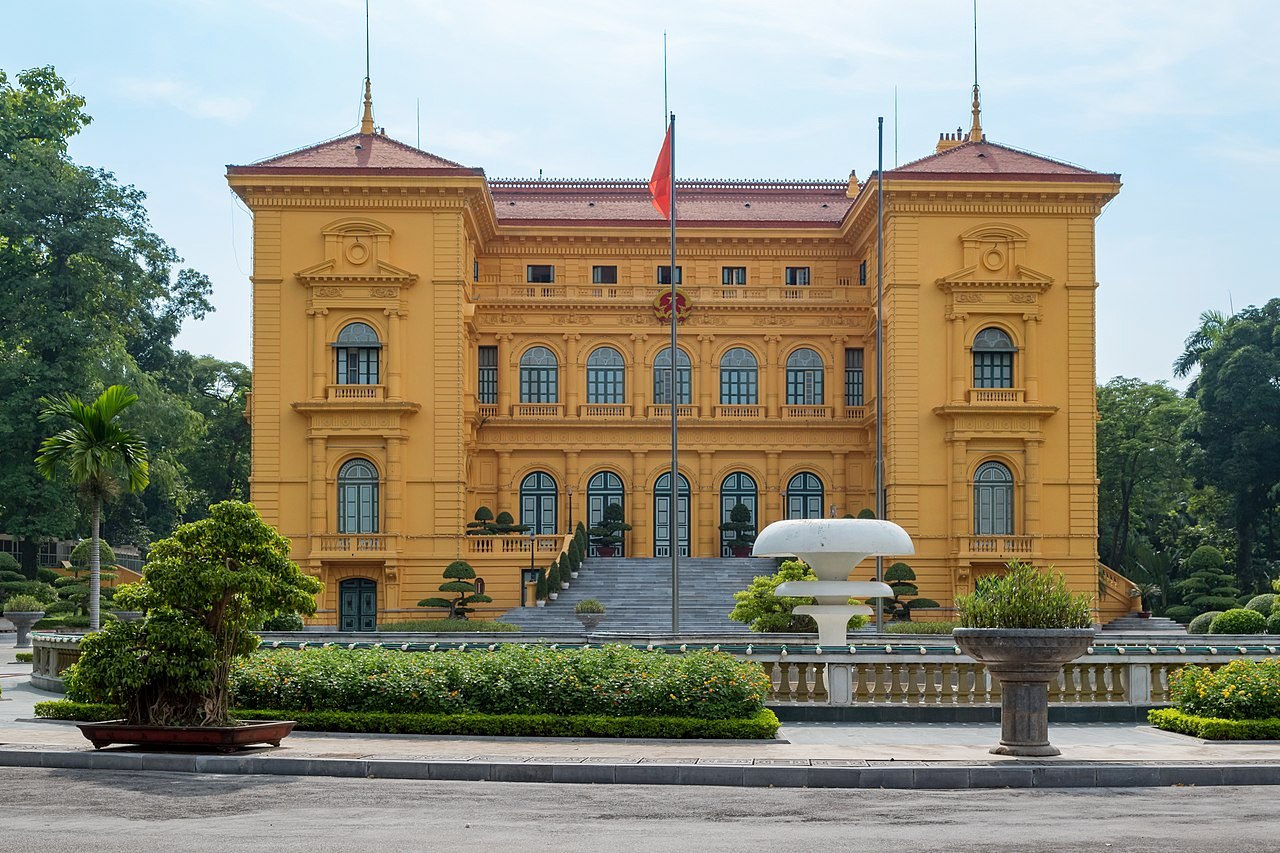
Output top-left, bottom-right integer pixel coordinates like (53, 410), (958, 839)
(1148, 708), (1280, 741)
(885, 621), (960, 635)
(1208, 608), (1266, 635)
(15, 652), (33, 663)
(228, 645), (769, 720)
(1187, 611), (1222, 634)
(34, 700), (780, 739)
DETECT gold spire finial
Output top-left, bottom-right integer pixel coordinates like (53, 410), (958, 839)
(360, 77), (375, 135)
(968, 82), (983, 142)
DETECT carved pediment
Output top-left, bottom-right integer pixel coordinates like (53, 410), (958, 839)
(295, 217), (417, 288)
(936, 221), (1052, 293)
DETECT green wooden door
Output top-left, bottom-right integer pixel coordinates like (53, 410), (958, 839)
(339, 578), (377, 631)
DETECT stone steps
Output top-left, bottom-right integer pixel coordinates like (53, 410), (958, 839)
(1100, 615), (1186, 633)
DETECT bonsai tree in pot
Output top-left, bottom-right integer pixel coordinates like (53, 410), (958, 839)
(718, 503), (756, 557)
(65, 501), (322, 739)
(418, 560), (492, 619)
(3, 594), (48, 649)
(588, 503), (631, 557)
(953, 560), (1094, 757)
(575, 598), (606, 631)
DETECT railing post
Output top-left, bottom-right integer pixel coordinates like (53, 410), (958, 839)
(826, 663), (852, 706)
(1126, 663), (1151, 704)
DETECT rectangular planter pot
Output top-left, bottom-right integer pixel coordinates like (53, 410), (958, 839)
(77, 719), (296, 751)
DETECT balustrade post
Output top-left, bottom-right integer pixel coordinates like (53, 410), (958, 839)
(1126, 663), (1150, 704)
(826, 664), (852, 705)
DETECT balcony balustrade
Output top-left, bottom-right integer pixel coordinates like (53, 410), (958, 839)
(327, 384), (386, 401)
(471, 282), (865, 305)
(782, 405), (832, 420)
(968, 387), (1026, 404)
(512, 403), (565, 418)
(966, 535), (1034, 556)
(477, 404), (499, 418)
(842, 405), (867, 420)
(580, 403), (632, 418)
(713, 404), (764, 419)
(646, 404), (699, 419)
(314, 533), (396, 554)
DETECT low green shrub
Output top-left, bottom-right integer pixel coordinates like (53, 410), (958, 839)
(1267, 613), (1280, 635)
(730, 560), (868, 633)
(3, 594), (48, 613)
(0, 570), (26, 583)
(955, 560), (1092, 628)
(1186, 611), (1222, 634)
(885, 621), (960, 635)
(1208, 608), (1266, 635)
(34, 700), (780, 739)
(574, 599), (606, 615)
(35, 568), (59, 585)
(228, 645), (769, 720)
(1245, 594), (1276, 617)
(1149, 708), (1280, 740)
(33, 614), (92, 630)
(1169, 658), (1280, 720)
(15, 652), (33, 663)
(262, 612), (305, 631)
(375, 619), (519, 633)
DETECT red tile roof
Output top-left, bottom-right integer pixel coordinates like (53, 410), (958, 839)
(227, 132), (483, 175)
(489, 179), (853, 227)
(887, 140), (1118, 181)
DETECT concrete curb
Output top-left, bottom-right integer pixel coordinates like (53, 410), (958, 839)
(2, 746), (1278, 789)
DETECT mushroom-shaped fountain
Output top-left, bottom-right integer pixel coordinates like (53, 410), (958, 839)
(752, 519), (914, 645)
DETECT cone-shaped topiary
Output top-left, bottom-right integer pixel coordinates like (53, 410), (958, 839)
(465, 506), (496, 535)
(418, 560), (492, 619)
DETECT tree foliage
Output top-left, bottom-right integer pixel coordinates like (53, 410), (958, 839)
(64, 501), (321, 726)
(729, 560), (868, 633)
(418, 559), (492, 619)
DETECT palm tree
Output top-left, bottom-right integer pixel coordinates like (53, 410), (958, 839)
(35, 385), (149, 630)
(1173, 309), (1230, 378)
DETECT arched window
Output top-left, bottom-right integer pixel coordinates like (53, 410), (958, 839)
(654, 472), (691, 557)
(520, 471), (558, 535)
(785, 472), (824, 519)
(335, 322), (381, 385)
(719, 348), (758, 405)
(653, 347), (692, 405)
(973, 328), (1016, 389)
(785, 348), (825, 405)
(520, 346), (559, 403)
(973, 461), (1014, 535)
(720, 472), (758, 556)
(337, 458), (379, 534)
(586, 347), (626, 404)
(587, 470), (626, 556)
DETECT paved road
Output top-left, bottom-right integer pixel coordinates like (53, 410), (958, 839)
(0, 768), (1270, 852)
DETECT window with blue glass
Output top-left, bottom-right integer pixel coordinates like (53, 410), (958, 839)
(334, 322), (381, 385)
(719, 347), (758, 405)
(844, 348), (864, 406)
(586, 347), (626, 404)
(478, 346), (497, 404)
(653, 347), (692, 405)
(972, 328), (1016, 389)
(519, 346), (559, 403)
(973, 461), (1014, 535)
(785, 348), (825, 405)
(337, 458), (379, 534)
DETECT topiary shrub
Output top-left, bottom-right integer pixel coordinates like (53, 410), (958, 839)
(0, 571), (26, 583)
(1176, 546), (1240, 613)
(491, 511), (528, 535)
(465, 506), (496, 536)
(876, 561), (940, 621)
(856, 508), (876, 519)
(417, 560), (492, 620)
(0, 552), (21, 574)
(535, 568), (549, 601)
(1267, 612), (1280, 635)
(35, 568), (59, 585)
(1186, 611), (1222, 634)
(1244, 594), (1275, 617)
(70, 539), (117, 570)
(1208, 608), (1267, 635)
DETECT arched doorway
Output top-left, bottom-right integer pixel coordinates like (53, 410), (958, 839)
(586, 471), (626, 556)
(520, 471), (558, 535)
(786, 472), (824, 519)
(339, 578), (377, 632)
(720, 472), (758, 556)
(653, 472), (691, 558)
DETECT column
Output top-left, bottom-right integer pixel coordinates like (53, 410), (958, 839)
(948, 312), (967, 405)
(630, 334), (648, 414)
(698, 450), (715, 555)
(309, 436), (327, 537)
(764, 334), (782, 418)
(385, 308), (404, 400)
(496, 334), (513, 414)
(563, 332), (581, 416)
(385, 435), (404, 534)
(631, 450), (648, 554)
(697, 334), (715, 416)
(496, 450), (512, 516)
(309, 308), (328, 399)
(1023, 312), (1041, 402)
(765, 451), (781, 523)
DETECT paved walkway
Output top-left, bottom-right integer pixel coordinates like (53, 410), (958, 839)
(3, 635), (1279, 789)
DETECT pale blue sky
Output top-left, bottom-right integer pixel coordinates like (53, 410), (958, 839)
(5, 1), (1278, 386)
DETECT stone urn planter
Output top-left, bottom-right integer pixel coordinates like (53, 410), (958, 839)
(576, 612), (604, 631)
(953, 628), (1095, 756)
(7, 611), (45, 649)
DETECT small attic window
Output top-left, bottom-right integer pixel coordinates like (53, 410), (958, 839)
(821, 203), (829, 208)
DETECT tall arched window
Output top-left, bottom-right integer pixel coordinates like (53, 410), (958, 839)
(973, 461), (1014, 535)
(785, 472), (824, 519)
(654, 347), (692, 405)
(586, 347), (626, 404)
(520, 346), (559, 403)
(335, 322), (381, 385)
(337, 458), (379, 534)
(586, 470), (626, 556)
(785, 348), (825, 405)
(520, 471), (558, 535)
(973, 328), (1016, 389)
(654, 472), (691, 557)
(719, 348), (758, 405)
(720, 472), (758, 556)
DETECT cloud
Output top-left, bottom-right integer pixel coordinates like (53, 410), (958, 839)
(115, 78), (254, 123)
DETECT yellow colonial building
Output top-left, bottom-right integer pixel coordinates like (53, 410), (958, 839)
(227, 86), (1135, 629)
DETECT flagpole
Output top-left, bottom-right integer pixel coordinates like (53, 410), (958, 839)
(668, 112), (680, 634)
(875, 116), (885, 633)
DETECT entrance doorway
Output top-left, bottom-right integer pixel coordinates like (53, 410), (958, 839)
(339, 578), (377, 631)
(654, 472), (691, 558)
(586, 471), (626, 556)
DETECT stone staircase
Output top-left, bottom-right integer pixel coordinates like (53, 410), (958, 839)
(498, 556), (780, 634)
(1100, 615), (1187, 633)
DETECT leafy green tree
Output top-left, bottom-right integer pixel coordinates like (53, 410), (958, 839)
(1173, 309), (1230, 379)
(729, 560), (868, 633)
(0, 67), (212, 565)
(418, 560), (492, 619)
(65, 501), (322, 726)
(1183, 300), (1280, 589)
(36, 385), (149, 630)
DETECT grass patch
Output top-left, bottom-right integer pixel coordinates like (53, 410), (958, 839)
(15, 652), (33, 663)
(884, 621), (960, 635)
(1149, 707), (1280, 740)
(375, 619), (519, 633)
(35, 700), (779, 739)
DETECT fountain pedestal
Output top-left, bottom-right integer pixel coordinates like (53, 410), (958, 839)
(753, 520), (914, 646)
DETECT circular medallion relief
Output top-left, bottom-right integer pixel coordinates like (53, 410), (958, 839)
(982, 246), (1005, 271)
(346, 240), (370, 265)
